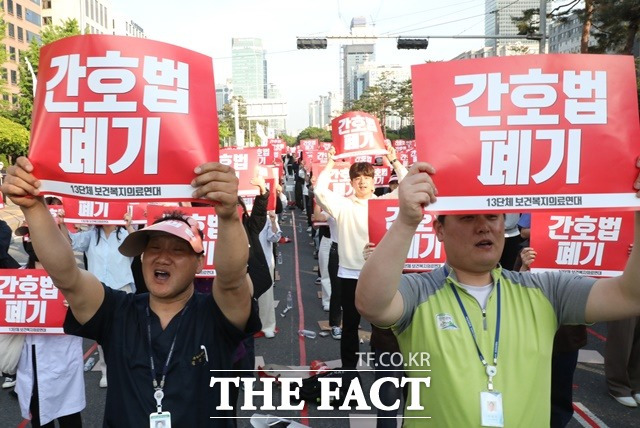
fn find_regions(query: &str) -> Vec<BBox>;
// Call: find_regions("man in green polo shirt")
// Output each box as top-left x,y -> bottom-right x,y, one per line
356,160 -> 640,427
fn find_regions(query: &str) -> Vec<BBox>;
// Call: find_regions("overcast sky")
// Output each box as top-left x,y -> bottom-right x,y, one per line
110,0 -> 490,133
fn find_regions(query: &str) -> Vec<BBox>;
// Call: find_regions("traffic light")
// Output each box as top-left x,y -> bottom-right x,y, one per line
297,38 -> 328,49
397,38 -> 429,50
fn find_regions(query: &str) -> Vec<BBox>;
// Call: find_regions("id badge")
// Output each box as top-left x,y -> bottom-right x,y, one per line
149,411 -> 171,428
480,391 -> 504,427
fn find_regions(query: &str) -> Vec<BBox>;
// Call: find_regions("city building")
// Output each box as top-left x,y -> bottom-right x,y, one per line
215,79 -> 233,113
42,0 -> 145,37
2,0 -> 43,104
308,91 -> 342,130
484,0 -> 539,53
453,42 -> 536,60
341,16 -> 375,109
232,37 -> 266,100
245,98 -> 287,137
548,12 -> 598,53
42,0 -> 111,34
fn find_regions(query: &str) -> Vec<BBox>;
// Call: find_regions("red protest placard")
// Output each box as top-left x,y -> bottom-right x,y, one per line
331,111 -> 387,160
368,199 -> 446,272
0,269 -> 67,334
265,178 -> 277,211
312,149 -> 329,165
146,205 -> 218,277
312,162 -> 354,197
529,211 -> 634,277
269,139 -> 286,159
319,141 -> 333,151
413,54 -> 640,213
220,147 -> 260,197
373,166 -> 392,188
254,146 -> 274,166
28,35 -> 218,202
300,139 -> 318,152
62,197 -> 131,225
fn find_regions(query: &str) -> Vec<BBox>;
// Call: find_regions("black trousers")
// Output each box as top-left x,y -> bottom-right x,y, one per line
339,277 -> 361,368
328,243 -> 342,327
550,350 -> 579,428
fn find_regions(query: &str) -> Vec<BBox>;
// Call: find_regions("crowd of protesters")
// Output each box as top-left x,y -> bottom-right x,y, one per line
1,148 -> 639,428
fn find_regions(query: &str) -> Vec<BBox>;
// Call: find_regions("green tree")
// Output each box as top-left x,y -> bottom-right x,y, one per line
0,12 -> 8,110
218,95 -> 249,146
393,79 -> 414,131
590,0 -> 640,54
280,133 -> 297,146
296,127 -> 331,143
0,116 -> 29,163
349,71 -> 400,135
16,18 -> 81,129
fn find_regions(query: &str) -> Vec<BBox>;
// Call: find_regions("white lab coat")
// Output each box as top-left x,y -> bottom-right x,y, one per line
16,334 -> 86,424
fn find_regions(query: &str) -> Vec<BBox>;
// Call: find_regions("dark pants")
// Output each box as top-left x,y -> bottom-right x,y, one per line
500,235 -> 523,270
374,348 -> 406,427
339,277 -> 361,368
30,345 -> 83,428
550,350 -> 579,428
328,243 -> 341,327
605,317 -> 640,397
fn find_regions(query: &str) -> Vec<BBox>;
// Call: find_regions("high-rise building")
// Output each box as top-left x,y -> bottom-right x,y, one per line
232,37 -> 266,100
2,0 -> 43,105
341,17 -> 375,108
41,0 -> 145,37
309,91 -> 342,130
548,12 -> 597,53
215,79 -> 233,113
484,0 -> 539,52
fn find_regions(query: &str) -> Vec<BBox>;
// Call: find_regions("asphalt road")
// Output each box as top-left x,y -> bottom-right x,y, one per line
1,197 -> 639,427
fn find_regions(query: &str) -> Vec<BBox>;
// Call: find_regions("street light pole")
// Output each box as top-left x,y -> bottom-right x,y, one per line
539,0 -> 547,53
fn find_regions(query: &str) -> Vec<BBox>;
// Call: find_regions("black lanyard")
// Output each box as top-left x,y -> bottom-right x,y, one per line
444,266 -> 502,390
146,299 -> 191,392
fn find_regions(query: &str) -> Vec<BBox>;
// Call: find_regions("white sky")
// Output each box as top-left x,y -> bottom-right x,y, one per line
110,0 -> 490,133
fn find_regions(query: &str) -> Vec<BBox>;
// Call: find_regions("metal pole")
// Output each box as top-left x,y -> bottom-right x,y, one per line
539,0 -> 547,53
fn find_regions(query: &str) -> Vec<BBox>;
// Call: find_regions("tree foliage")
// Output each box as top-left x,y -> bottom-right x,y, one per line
0,116 -> 29,163
348,72 -> 413,136
218,95 -> 250,146
512,0 -> 639,54
296,127 -> 331,143
16,19 -> 81,129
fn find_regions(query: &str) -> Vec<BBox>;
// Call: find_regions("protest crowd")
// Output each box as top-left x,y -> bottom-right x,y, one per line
1,34 -> 640,428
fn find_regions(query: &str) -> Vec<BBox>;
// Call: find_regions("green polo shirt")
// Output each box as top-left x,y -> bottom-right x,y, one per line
392,265 -> 595,427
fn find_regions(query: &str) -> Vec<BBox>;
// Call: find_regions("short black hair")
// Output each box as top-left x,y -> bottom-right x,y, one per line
437,215 -> 446,224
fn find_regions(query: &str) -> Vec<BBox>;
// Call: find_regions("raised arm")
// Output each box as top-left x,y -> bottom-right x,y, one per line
1,157 -> 104,324
356,162 -> 438,326
313,146 -> 343,218
192,162 -> 252,330
584,158 -> 640,322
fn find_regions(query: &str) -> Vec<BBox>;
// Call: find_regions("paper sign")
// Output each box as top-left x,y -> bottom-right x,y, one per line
220,147 -> 260,197
146,205 -> 218,277
28,34 -> 219,202
368,199 -> 446,272
412,54 -> 640,213
529,211 -> 634,277
62,197 -> 131,224
331,111 -> 387,160
312,162 -> 354,197
0,269 -> 67,334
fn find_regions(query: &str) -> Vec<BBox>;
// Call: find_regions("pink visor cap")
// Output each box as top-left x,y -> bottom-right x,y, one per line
119,218 -> 204,257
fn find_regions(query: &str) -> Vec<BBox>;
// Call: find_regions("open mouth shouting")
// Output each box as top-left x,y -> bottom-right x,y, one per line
154,270 -> 170,280
475,239 -> 494,249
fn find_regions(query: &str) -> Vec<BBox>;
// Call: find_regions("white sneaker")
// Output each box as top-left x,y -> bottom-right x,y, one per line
634,393 -> 640,404
2,376 -> 16,389
323,305 -> 330,312
331,326 -> 342,340
263,330 -> 275,339
99,375 -> 108,388
611,394 -> 637,407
